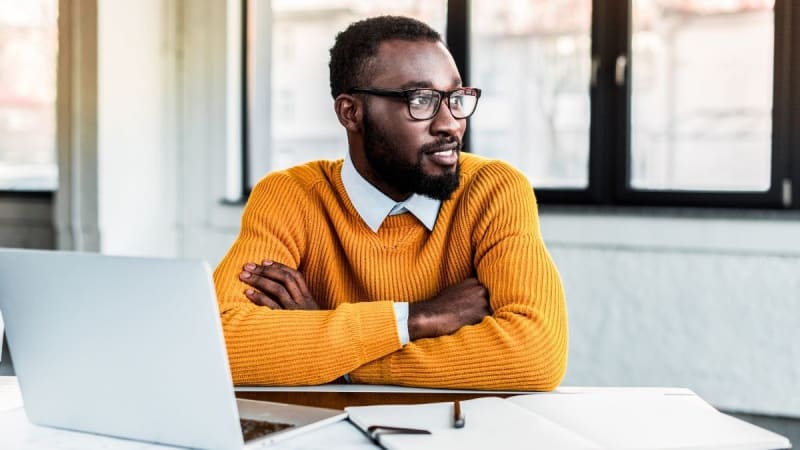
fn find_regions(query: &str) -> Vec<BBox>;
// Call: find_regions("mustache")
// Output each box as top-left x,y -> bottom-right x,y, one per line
420,137 -> 462,154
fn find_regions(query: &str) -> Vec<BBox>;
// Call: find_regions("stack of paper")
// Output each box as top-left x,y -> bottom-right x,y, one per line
348,397 -> 599,449
345,388 -> 791,450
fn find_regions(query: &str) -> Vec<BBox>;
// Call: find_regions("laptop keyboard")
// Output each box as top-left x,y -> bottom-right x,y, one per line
240,418 -> 295,441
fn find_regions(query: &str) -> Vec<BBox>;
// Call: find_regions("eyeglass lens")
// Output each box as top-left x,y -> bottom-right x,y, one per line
407,89 -> 478,120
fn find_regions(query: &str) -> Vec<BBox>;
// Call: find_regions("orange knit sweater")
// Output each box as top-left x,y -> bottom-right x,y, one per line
213,153 -> 568,390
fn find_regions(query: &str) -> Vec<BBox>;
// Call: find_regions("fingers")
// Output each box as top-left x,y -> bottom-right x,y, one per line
239,261 -> 319,310
408,278 -> 492,340
256,260 -> 312,302
240,264 -> 295,308
244,287 -> 281,309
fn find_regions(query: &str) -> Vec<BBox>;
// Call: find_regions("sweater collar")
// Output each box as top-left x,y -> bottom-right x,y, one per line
341,154 -> 441,233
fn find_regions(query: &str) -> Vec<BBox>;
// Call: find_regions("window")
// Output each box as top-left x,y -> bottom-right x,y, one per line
629,0 -> 774,192
242,0 -> 799,209
470,1 -> 593,189
0,0 -> 58,191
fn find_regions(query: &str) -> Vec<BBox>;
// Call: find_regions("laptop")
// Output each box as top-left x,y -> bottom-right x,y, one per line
0,248 -> 347,449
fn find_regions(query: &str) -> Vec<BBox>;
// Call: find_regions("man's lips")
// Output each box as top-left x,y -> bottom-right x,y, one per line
423,142 -> 460,166
423,141 -> 459,155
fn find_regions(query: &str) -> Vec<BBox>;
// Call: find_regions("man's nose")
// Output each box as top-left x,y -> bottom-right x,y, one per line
430,98 -> 463,136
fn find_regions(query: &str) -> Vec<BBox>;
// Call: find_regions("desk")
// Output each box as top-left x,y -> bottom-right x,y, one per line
0,377 -> 790,450
0,378 -> 512,449
234,384 -> 520,409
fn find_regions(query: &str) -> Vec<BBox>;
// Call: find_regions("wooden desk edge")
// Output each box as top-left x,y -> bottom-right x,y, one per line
234,390 -> 514,410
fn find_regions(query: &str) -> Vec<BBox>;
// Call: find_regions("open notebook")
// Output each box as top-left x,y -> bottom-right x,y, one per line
346,387 -> 791,450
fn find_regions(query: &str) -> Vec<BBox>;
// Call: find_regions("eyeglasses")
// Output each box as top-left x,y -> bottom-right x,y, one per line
347,87 -> 482,121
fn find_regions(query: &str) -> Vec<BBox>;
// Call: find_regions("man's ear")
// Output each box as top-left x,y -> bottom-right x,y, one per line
334,94 -> 363,133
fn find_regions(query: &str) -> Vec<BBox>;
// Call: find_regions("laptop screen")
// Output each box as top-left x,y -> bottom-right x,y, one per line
0,249 -> 347,449
0,249 -> 245,449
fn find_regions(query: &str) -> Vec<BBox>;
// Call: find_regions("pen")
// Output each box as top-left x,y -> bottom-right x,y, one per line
452,400 -> 465,428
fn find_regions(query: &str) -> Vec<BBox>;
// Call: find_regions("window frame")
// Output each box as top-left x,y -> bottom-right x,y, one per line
600,0 -> 794,209
242,0 -> 799,210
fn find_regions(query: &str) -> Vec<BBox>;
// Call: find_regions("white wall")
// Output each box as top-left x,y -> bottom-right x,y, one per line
96,0 -> 178,257
177,0 -> 243,263
542,212 -> 800,417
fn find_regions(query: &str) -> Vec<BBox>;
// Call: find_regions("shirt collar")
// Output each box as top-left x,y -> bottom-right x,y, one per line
341,154 -> 441,233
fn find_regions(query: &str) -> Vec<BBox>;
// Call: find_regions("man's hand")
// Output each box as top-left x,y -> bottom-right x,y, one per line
239,260 -> 320,310
408,278 -> 491,340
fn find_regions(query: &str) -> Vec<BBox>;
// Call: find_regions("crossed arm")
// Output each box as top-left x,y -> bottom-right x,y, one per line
239,260 -> 490,341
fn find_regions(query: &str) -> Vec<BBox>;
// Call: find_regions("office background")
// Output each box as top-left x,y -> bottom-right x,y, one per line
0,0 -> 798,440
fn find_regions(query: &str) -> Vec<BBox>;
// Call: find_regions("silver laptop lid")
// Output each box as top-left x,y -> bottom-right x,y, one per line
0,249 -> 245,450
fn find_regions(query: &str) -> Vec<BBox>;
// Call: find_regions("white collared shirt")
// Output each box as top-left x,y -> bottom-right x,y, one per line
340,154 -> 441,233
340,155 -> 443,345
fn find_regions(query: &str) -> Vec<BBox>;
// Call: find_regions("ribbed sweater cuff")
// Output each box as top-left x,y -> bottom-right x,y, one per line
348,357 -> 390,383
351,301 -> 402,364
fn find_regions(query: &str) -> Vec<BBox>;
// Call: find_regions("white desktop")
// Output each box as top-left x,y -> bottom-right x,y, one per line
0,377 -> 792,450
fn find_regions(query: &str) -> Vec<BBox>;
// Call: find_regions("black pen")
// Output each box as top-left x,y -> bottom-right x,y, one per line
452,400 -> 465,428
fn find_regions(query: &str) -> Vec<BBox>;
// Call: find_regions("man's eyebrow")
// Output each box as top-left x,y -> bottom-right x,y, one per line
399,80 -> 433,89
399,78 -> 464,90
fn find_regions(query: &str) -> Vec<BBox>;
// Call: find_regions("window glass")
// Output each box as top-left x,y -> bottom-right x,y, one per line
246,0 -> 447,180
470,0 -> 593,189
630,0 -> 774,191
0,0 -> 58,191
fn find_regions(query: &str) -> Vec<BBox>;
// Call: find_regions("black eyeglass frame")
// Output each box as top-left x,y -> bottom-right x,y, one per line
347,87 -> 482,120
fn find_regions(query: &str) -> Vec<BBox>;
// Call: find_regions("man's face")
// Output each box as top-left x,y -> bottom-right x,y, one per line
355,40 -> 467,201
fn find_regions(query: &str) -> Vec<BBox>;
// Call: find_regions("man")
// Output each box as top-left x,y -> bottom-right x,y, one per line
213,16 -> 567,390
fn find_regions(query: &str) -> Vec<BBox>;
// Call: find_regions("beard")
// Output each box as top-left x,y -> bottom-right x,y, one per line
362,108 -> 461,201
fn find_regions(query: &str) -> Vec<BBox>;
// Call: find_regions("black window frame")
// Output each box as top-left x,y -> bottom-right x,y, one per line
243,0 -> 800,210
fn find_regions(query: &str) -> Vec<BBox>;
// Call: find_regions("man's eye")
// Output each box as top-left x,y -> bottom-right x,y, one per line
408,94 -> 434,107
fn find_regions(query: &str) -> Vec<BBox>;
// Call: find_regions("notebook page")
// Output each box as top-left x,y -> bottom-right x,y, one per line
346,396 -> 601,450
508,390 -> 791,450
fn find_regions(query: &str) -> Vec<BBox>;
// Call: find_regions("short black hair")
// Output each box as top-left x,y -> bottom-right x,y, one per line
329,16 -> 443,98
